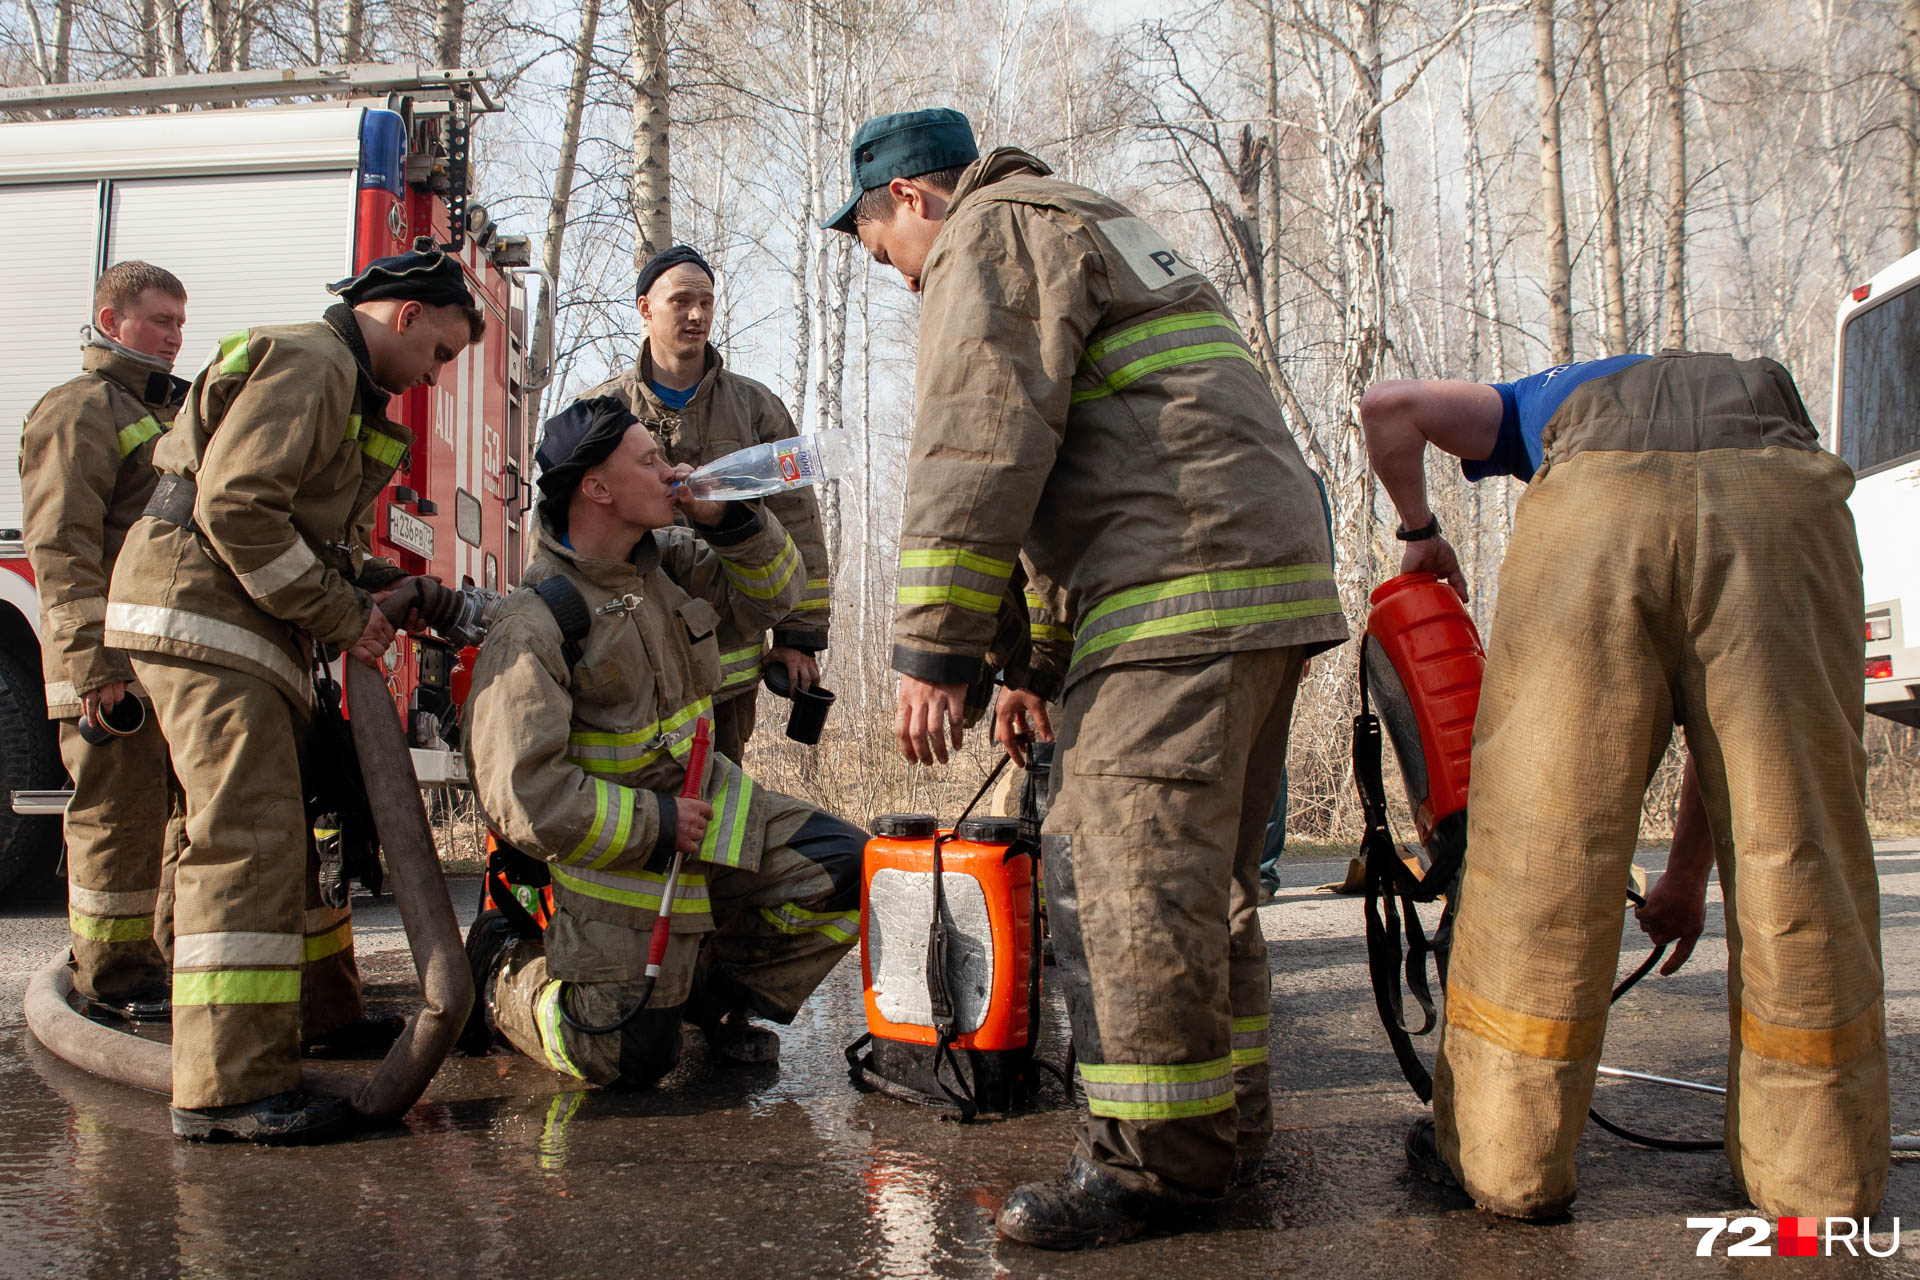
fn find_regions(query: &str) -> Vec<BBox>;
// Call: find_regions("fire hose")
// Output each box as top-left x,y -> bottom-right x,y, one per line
25,576 -> 476,1123
558,716 -> 712,1035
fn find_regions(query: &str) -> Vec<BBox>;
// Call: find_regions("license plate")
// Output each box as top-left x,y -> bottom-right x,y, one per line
387,503 -> 434,560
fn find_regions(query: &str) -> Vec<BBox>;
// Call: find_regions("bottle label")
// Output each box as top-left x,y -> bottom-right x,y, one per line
778,449 -> 802,483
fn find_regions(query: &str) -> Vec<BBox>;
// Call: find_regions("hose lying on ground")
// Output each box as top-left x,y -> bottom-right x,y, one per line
25,577 -> 473,1123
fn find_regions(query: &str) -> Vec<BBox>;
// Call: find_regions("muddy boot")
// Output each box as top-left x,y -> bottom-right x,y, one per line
1234,1139 -> 1269,1187
695,1012 -> 780,1064
302,1013 -> 406,1059
171,1091 -> 355,1145
456,910 -> 519,1057
1405,1116 -> 1462,1189
997,1157 -> 1202,1250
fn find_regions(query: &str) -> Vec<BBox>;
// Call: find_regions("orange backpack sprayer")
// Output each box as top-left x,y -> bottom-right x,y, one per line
846,758 -> 1059,1119
1354,573 -> 1483,1101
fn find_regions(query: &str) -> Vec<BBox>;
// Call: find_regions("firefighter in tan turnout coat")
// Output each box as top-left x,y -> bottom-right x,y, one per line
20,261 -> 190,1021
104,244 -> 484,1144
829,109 -> 1347,1249
580,245 -> 833,762
458,396 -> 865,1087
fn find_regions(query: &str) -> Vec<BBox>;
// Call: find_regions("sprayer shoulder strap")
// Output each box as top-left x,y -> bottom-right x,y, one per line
532,576 -> 592,672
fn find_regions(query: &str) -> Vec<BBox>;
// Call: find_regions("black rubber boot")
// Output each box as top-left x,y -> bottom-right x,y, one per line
1405,1116 -> 1462,1189
1234,1139 -> 1269,1187
996,1157 -> 1207,1250
301,1013 -> 406,1059
85,988 -> 171,1023
171,1091 -> 355,1145
455,910 -> 519,1057
694,1012 -> 780,1064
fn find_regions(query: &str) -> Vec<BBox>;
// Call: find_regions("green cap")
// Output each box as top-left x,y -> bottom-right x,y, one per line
824,108 -> 979,234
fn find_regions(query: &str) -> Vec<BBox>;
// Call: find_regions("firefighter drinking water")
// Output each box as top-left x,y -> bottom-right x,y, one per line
20,261 -> 191,1024
1361,352 -> 1887,1220
828,108 -> 1347,1249
457,396 -> 866,1087
578,245 -> 834,763
104,243 -> 484,1144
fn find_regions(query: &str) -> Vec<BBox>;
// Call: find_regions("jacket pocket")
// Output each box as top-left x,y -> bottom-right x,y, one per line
571,656 -> 627,696
676,598 -> 723,691
1065,656 -> 1228,782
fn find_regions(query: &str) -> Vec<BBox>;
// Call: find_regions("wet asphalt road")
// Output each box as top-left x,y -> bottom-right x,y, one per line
3,844 -> 1919,1278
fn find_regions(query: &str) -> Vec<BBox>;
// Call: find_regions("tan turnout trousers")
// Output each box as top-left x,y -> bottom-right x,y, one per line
1045,646 -> 1303,1202
59,717 -> 183,1004
1434,431 -> 1886,1218
135,652 -> 367,1108
492,816 -> 862,1087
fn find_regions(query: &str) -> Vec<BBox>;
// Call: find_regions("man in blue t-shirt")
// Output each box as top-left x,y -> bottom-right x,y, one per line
1358,352 -> 1884,1223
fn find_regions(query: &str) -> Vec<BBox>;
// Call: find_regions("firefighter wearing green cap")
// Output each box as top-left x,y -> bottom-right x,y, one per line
829,107 -> 1347,1248
578,245 -> 833,763
105,243 -> 485,1143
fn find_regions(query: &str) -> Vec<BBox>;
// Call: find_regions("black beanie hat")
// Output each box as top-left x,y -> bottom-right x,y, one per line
330,237 -> 476,309
636,244 -> 714,298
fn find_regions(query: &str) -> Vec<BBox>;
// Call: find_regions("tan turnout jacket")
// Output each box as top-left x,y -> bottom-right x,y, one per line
20,340 -> 188,717
464,505 -> 811,960
583,342 -> 832,701
105,307 -> 410,706
896,149 -> 1347,696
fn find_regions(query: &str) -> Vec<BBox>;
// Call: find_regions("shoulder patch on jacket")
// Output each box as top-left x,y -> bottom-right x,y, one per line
1094,217 -> 1200,291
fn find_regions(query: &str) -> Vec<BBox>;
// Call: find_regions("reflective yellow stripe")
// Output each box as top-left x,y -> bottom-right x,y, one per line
723,539 -> 801,600
360,429 -> 407,469
1445,978 -> 1604,1062
550,864 -> 711,914
1070,566 -> 1340,669
1233,1012 -> 1271,1063
1737,998 -> 1883,1070
899,548 -> 1015,578
795,598 -> 831,613
303,918 -> 353,963
1078,1055 -> 1235,1120
698,767 -> 755,868
587,785 -> 638,871
1082,309 -> 1240,363
216,331 -> 251,376
720,664 -> 762,689
897,584 -> 1001,614
68,910 -> 153,943
116,414 -> 164,458
173,969 -> 300,1006
536,981 -> 588,1078
758,902 -> 859,945
345,413 -> 362,442
567,697 -> 713,775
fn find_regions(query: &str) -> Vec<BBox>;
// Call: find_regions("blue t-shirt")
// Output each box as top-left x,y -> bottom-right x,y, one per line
650,379 -> 697,411
1464,354 -> 1650,483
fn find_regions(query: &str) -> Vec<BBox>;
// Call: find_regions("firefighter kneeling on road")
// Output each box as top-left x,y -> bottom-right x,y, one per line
457,396 -> 866,1086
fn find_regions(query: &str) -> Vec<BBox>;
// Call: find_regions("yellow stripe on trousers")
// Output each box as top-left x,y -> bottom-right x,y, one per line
1444,978 -> 1605,1062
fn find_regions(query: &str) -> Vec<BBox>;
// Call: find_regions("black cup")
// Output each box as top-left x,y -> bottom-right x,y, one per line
77,694 -> 145,746
761,662 -> 835,745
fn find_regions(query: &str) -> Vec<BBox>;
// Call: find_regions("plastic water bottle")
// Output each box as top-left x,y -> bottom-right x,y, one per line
677,430 -> 850,501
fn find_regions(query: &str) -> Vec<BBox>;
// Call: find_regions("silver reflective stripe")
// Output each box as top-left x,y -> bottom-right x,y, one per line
551,863 -> 713,913
1076,1055 -> 1236,1120
69,884 -> 159,917
173,930 -> 302,969
105,601 -> 312,700
236,541 -> 319,599
1232,1014 -> 1270,1067
1069,566 -> 1340,671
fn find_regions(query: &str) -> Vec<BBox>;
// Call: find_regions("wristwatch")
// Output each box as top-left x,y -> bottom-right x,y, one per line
1396,516 -> 1441,542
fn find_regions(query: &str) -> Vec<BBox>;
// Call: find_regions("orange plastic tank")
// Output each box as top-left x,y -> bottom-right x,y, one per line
1363,573 -> 1485,853
860,814 -> 1035,1053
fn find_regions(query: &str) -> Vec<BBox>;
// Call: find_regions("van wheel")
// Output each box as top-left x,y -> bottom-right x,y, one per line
0,646 -> 63,894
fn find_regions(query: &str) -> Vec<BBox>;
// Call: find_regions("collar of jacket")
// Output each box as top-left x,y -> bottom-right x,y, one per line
944,147 -> 1053,220
635,339 -> 722,407
322,302 -> 392,418
81,334 -> 189,410
536,520 -> 663,590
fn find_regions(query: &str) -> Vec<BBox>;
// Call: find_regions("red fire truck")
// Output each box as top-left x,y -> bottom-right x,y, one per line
0,65 -> 547,892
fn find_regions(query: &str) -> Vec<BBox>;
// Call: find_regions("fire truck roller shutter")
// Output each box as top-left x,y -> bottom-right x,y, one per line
104,171 -> 356,378
0,183 -> 101,533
